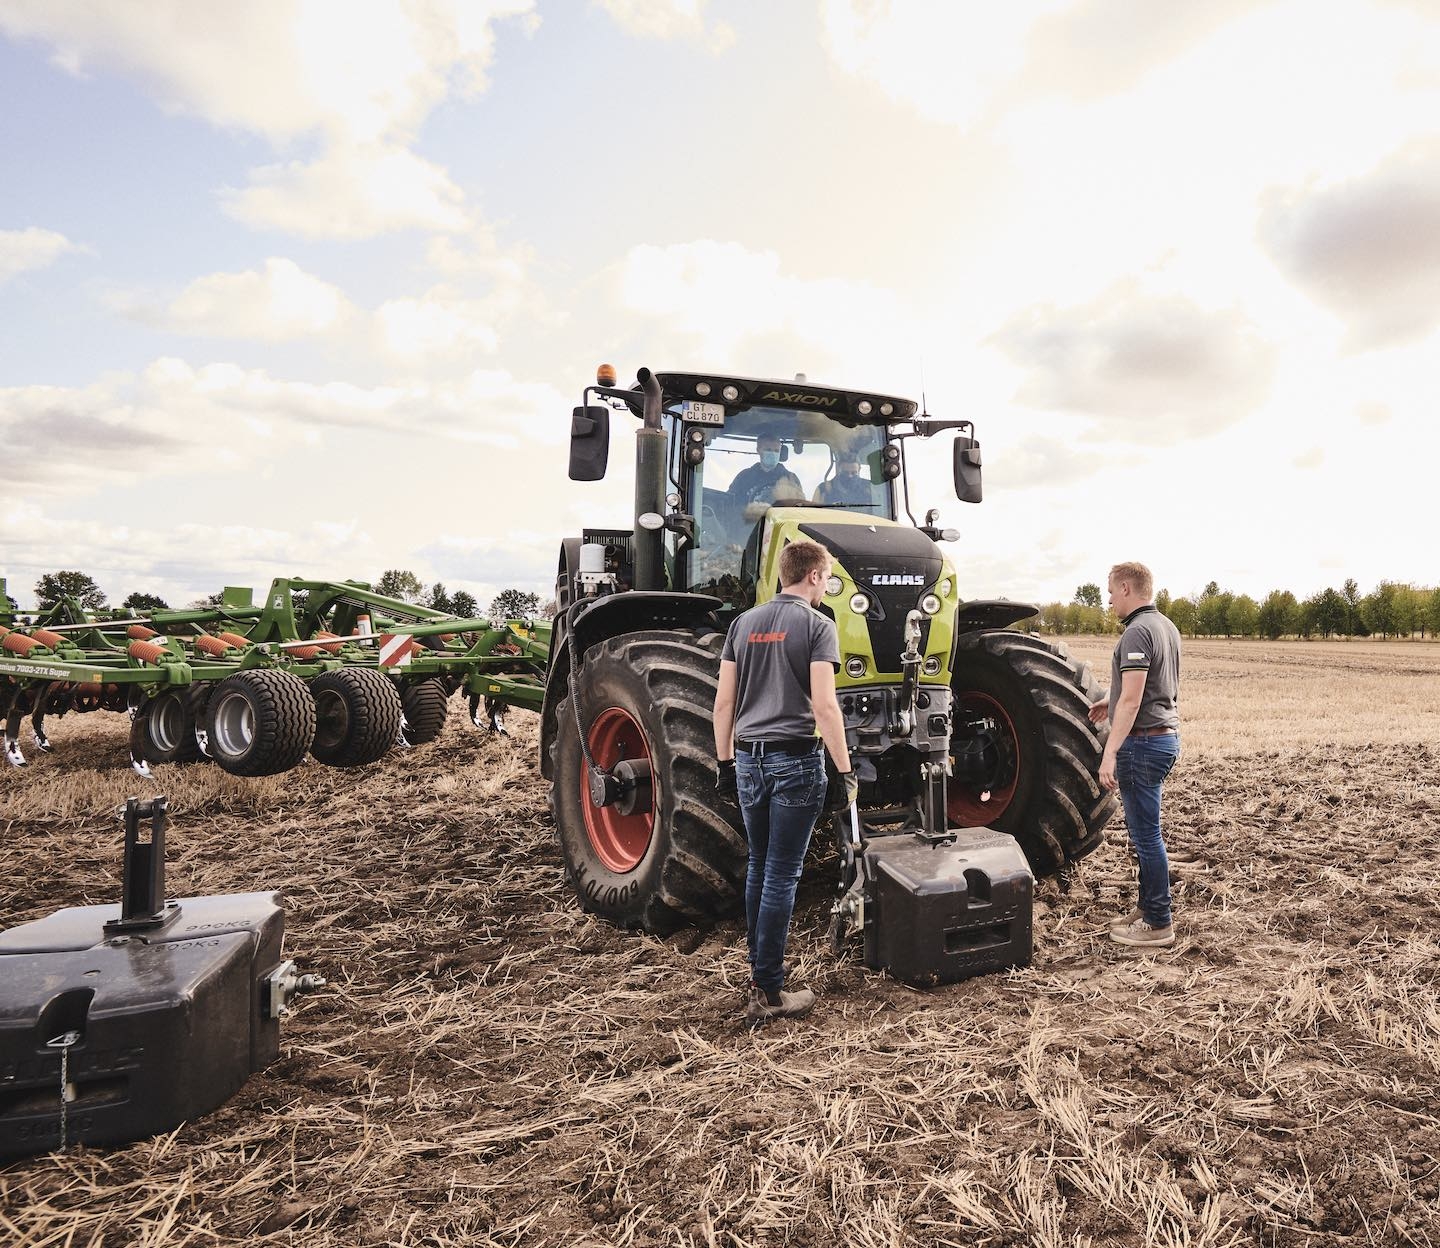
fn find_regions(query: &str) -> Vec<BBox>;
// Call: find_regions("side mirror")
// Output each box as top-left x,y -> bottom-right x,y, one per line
953,436 -> 982,504
569,405 -> 610,481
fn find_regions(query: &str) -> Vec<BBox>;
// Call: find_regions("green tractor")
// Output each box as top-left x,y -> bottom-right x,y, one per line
542,366 -> 1115,954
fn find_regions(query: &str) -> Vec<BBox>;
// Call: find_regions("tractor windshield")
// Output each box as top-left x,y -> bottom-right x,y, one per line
674,404 -> 893,602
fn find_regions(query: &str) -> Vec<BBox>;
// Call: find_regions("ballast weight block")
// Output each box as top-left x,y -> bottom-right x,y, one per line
862,827 -> 1034,986
0,890 -> 288,1160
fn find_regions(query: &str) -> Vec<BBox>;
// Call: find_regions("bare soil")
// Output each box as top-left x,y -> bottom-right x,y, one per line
3,640 -> 1440,1246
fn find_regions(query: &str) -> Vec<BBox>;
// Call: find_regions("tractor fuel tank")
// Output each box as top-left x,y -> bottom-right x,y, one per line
0,891 -> 297,1161
862,827 -> 1033,987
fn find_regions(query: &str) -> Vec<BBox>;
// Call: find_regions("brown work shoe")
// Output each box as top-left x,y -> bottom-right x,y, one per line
1110,917 -> 1175,948
744,983 -> 815,1026
1109,907 -> 1143,931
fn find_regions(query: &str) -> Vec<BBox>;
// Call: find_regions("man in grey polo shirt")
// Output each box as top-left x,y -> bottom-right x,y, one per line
712,539 -> 856,1025
1088,560 -> 1182,948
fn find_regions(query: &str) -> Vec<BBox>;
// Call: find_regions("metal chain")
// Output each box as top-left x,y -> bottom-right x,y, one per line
47,1031 -> 80,1151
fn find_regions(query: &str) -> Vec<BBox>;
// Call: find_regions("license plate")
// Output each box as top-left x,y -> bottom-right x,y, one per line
681,400 -> 725,425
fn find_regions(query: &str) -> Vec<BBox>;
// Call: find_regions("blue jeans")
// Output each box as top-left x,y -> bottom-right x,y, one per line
1116,734 -> 1180,927
736,749 -> 827,994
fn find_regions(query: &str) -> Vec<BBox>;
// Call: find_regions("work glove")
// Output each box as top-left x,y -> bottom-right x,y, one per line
840,770 -> 860,807
715,758 -> 737,799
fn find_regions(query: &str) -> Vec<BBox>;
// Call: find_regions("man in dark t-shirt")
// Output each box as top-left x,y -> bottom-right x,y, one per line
817,451 -> 876,507
1089,560 -> 1182,949
713,539 -> 855,1026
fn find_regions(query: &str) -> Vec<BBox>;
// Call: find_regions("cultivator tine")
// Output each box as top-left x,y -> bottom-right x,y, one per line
4,690 -> 25,766
31,719 -> 51,753
130,750 -> 152,779
469,693 -> 508,735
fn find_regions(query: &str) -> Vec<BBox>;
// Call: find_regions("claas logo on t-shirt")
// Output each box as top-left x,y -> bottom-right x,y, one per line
748,630 -> 788,644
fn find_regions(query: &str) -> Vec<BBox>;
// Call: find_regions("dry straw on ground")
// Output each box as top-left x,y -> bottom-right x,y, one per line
3,639 -> 1439,1246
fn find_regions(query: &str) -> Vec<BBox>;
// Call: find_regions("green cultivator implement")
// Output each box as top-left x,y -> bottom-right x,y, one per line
0,577 -> 548,776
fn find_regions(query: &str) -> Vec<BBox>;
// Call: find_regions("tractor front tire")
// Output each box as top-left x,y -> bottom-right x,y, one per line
550,630 -> 746,933
311,668 -> 402,767
400,678 -> 449,745
949,630 -> 1116,875
204,669 -> 316,777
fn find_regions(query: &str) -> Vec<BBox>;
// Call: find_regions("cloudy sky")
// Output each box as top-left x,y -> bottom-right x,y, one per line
2,0 -> 1437,614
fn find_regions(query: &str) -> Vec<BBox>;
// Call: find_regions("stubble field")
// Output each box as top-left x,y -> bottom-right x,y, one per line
2,638 -> 1440,1247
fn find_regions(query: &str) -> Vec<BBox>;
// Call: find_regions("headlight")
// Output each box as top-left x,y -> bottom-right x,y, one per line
939,578 -> 951,597
845,656 -> 867,678
825,575 -> 843,597
923,656 -> 941,676
695,381 -> 711,396
920,593 -> 941,615
722,384 -> 740,402
849,593 -> 870,614
857,400 -> 872,415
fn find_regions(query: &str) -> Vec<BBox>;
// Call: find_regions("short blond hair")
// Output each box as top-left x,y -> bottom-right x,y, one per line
780,539 -> 831,587
1109,561 -> 1154,600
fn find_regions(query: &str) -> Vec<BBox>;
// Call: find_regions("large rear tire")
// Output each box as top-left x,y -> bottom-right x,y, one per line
550,630 -> 746,933
949,631 -> 1116,875
204,669 -> 316,777
311,668 -> 402,767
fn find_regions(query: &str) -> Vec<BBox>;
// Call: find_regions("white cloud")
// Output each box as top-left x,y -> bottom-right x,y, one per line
821,0 -> 1067,129
0,1 -> 536,238
1259,139 -> 1440,350
594,0 -> 735,51
616,240 -> 906,371
375,290 -> 500,362
223,143 -> 470,239
155,258 -> 353,339
991,283 -> 1277,443
0,227 -> 81,283
0,357 -> 569,498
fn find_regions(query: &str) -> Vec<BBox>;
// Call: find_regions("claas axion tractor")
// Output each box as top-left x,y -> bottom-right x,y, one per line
543,366 -> 1116,986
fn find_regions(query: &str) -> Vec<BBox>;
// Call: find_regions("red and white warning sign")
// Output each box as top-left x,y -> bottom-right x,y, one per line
378,633 -> 414,668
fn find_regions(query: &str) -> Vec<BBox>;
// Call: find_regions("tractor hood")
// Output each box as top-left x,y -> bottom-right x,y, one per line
764,510 -> 953,677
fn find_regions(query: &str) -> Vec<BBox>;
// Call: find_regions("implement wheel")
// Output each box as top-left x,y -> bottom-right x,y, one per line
400,678 -> 449,745
949,630 -> 1116,875
550,630 -> 746,933
311,668 -> 402,767
131,686 -> 208,765
204,669 -> 316,777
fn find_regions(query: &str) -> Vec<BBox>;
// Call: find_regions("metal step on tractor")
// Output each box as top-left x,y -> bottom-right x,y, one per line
543,365 -> 1118,984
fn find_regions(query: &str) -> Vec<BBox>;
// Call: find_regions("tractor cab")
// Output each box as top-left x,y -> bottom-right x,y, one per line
568,366 -> 983,616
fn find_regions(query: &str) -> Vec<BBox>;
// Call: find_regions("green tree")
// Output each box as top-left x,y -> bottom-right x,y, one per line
1155,588 -> 1171,616
122,591 -> 170,613
1256,589 -> 1298,640
450,589 -> 478,620
1168,597 -> 1198,636
427,582 -> 453,614
1427,588 -> 1440,639
35,571 -> 107,611
1312,587 -> 1346,638
1342,577 -> 1361,636
1197,590 -> 1232,637
490,589 -> 541,621
375,569 -> 424,603
1361,582 -> 1399,638
1229,594 -> 1259,638
1074,583 -> 1102,609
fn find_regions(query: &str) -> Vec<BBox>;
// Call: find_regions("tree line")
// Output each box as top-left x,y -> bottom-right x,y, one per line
18,569 -> 543,624
1038,578 -> 1440,639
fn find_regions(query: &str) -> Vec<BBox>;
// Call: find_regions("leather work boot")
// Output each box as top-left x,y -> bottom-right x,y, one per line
745,984 -> 816,1027
1110,907 -> 1143,931
1110,917 -> 1175,949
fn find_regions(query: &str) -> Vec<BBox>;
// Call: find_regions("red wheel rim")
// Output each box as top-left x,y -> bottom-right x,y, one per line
581,707 -> 656,873
947,691 -> 1020,826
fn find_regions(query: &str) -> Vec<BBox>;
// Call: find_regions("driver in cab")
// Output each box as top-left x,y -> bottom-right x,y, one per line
816,450 -> 874,507
729,432 -> 803,520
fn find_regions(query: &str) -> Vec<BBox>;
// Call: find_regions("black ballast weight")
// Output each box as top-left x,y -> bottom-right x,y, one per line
862,827 -> 1033,986
0,797 -> 316,1162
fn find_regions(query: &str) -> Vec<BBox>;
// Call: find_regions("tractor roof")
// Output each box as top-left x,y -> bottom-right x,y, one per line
646,371 -> 920,424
